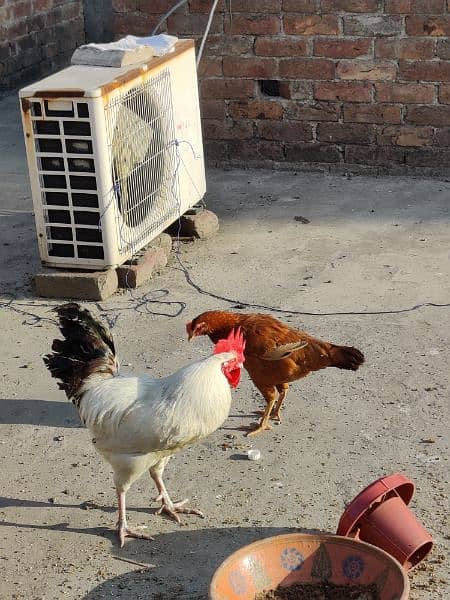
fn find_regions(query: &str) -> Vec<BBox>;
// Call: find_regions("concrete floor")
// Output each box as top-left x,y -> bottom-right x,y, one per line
0,92 -> 449,599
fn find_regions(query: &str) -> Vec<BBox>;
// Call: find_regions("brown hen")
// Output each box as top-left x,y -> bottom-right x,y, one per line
186,311 -> 364,435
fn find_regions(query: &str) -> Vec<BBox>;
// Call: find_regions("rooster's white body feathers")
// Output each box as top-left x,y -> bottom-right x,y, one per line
78,352 -> 236,490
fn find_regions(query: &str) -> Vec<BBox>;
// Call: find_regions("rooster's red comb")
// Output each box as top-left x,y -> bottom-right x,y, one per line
213,327 -> 246,360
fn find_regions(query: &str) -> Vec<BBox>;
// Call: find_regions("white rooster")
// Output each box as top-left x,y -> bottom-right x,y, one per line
44,303 -> 245,547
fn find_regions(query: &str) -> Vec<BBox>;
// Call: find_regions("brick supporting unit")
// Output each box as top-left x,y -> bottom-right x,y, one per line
0,0 -> 85,91
112,1 -> 450,174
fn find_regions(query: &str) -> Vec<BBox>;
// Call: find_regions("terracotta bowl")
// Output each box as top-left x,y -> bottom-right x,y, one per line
209,533 -> 409,600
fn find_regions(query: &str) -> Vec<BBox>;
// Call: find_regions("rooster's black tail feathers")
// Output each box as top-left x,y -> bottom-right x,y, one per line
44,303 -> 118,405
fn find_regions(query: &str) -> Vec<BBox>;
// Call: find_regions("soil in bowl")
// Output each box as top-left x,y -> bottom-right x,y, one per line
255,581 -> 380,600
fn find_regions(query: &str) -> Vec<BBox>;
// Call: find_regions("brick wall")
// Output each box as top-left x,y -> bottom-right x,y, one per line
0,0 -> 85,91
113,0 -> 450,174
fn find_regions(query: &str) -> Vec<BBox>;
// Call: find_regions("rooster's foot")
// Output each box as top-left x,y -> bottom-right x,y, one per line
246,421 -> 273,436
117,523 -> 154,548
156,497 -> 204,524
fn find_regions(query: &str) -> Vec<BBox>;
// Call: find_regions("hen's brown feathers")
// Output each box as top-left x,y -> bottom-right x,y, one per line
189,310 -> 364,387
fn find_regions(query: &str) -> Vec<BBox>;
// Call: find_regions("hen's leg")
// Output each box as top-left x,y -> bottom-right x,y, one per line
247,385 -> 277,436
116,488 -> 154,548
149,459 -> 204,524
272,383 -> 289,422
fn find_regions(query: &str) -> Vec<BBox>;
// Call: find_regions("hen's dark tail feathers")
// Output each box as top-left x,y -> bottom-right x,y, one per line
43,303 -> 118,405
329,345 -> 365,371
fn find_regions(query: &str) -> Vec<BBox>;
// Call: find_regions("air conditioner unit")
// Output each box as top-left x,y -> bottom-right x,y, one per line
19,39 -> 205,270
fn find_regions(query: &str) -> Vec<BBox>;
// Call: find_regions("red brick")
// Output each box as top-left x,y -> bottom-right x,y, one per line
406,105 -> 450,126
113,0 -> 137,12
405,147 -> 450,166
314,38 -> 371,58
281,81 -> 314,100
377,126 -> 434,147
9,0 -> 32,19
32,0 -> 52,13
114,13 -> 160,35
203,119 -> 253,140
284,15 -> 339,35
285,102 -> 341,121
343,103 -> 402,124
4,20 -> 27,38
189,0 -> 226,11
376,82 -> 435,103
285,142 -> 342,163
198,57 -> 223,78
282,0 -> 318,11
200,78 -> 255,99
436,39 -> 450,59
117,245 -> 169,288
137,0 -> 177,13
337,60 -> 397,81
439,84 -> 450,103
257,120 -> 313,142
399,60 -> 450,81
201,99 -> 227,119
229,100 -> 283,120
223,57 -> 278,78
231,0 -> 281,11
227,15 -> 280,35
61,3 -> 82,21
343,16 -> 403,36
375,38 -> 435,59
406,16 -> 450,36
25,13 -> 45,34
280,58 -> 334,80
168,13 -> 223,35
434,128 -> 450,145
314,81 -> 372,102
321,0 -> 378,11
385,0 -> 445,13
257,141 -> 285,161
345,145 -> 405,165
317,123 -> 376,144
206,35 -> 254,56
255,36 -> 308,57
227,139 -> 285,162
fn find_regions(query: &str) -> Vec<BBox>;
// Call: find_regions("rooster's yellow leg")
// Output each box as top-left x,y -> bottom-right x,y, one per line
150,461 -> 204,523
116,489 -> 154,548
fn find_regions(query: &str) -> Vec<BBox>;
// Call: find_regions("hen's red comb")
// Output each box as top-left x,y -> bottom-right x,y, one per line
213,327 -> 246,361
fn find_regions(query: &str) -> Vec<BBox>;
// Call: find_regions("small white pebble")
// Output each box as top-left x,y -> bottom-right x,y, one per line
247,449 -> 261,461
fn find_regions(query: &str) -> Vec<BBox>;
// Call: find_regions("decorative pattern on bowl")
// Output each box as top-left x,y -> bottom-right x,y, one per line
280,547 -> 304,572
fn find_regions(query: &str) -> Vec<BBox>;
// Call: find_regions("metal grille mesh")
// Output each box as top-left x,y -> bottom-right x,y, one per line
104,68 -> 179,254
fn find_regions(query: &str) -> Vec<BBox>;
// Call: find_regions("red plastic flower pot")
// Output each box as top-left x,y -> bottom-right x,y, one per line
337,473 -> 433,571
